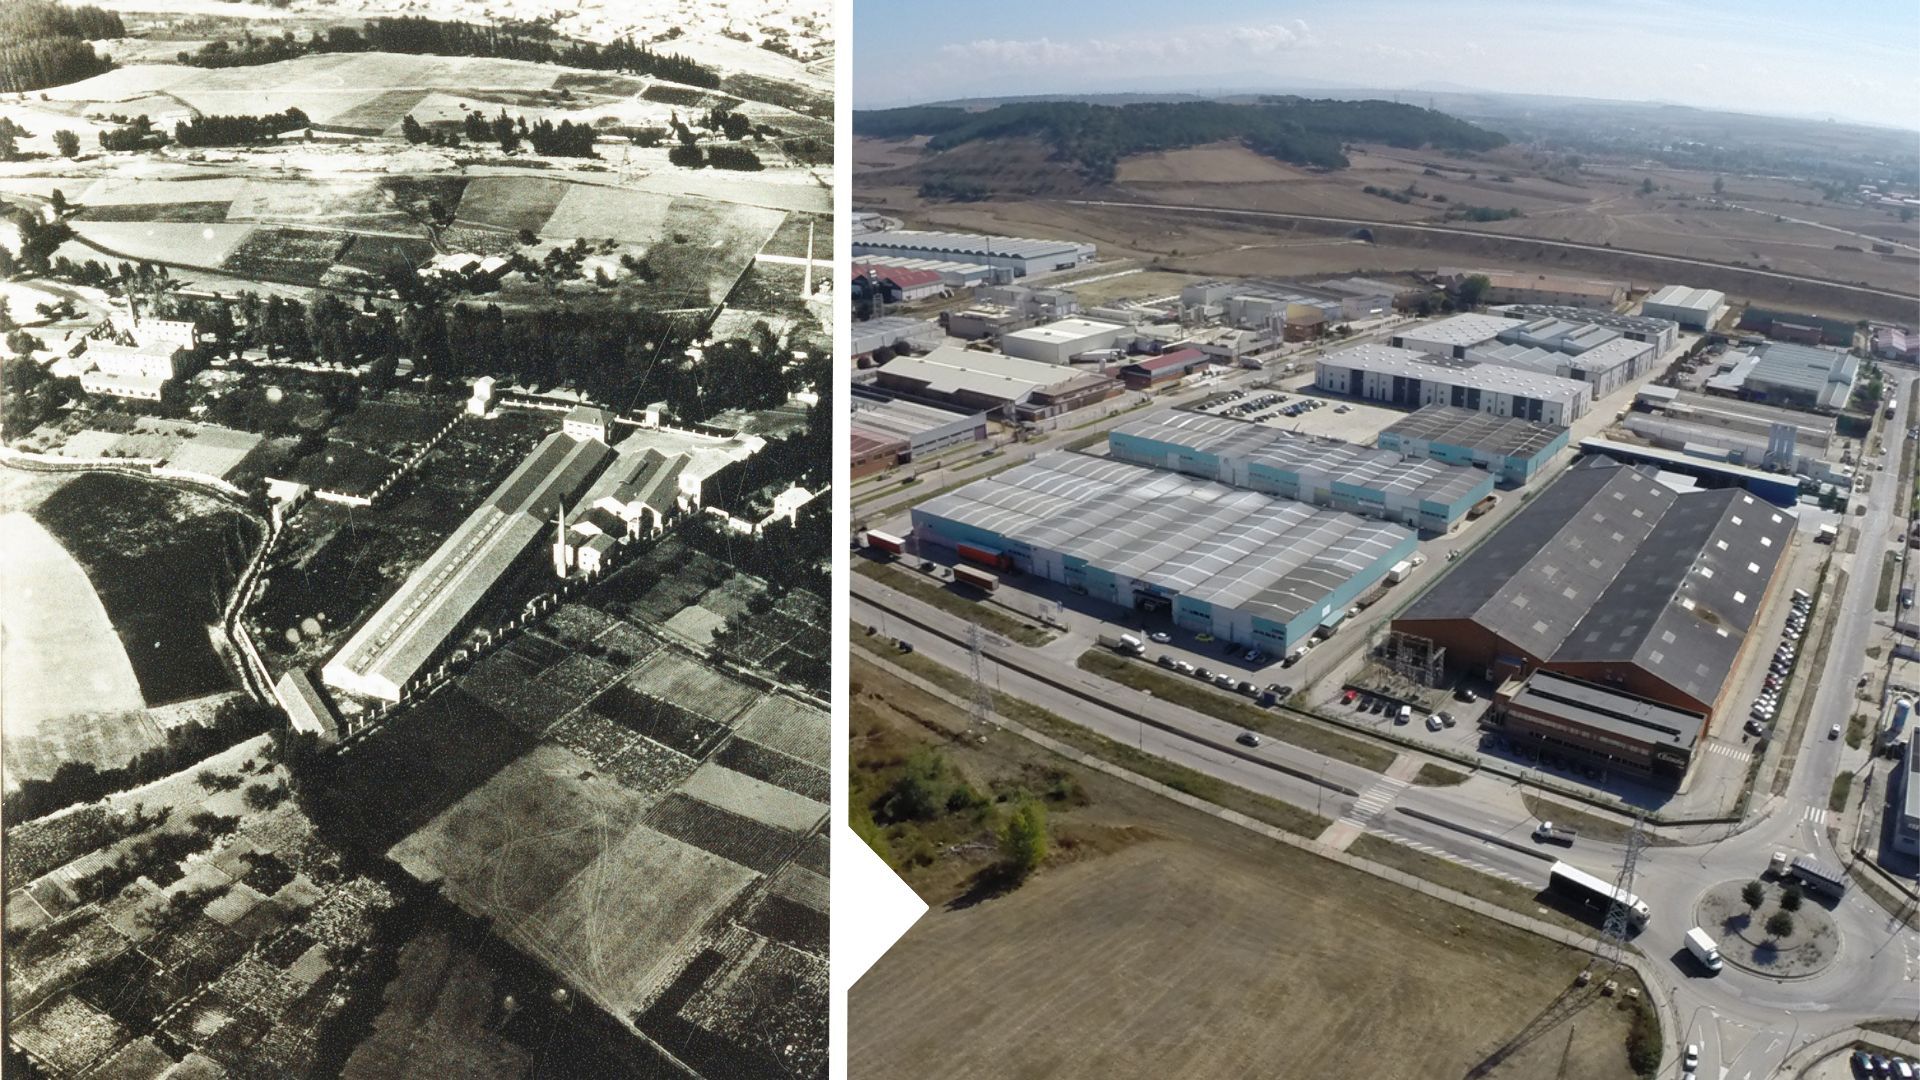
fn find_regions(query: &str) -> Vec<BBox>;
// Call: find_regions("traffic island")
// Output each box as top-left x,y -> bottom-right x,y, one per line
1694,879 -> 1840,979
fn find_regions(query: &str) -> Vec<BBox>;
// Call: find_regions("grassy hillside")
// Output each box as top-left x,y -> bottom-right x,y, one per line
853,97 -> 1508,184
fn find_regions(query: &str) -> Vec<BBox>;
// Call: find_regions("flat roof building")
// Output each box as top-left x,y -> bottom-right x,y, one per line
1109,409 -> 1495,535
912,452 -> 1417,654
1576,437 -> 1805,506
1117,348 -> 1211,390
1395,456 -> 1792,726
1443,268 -> 1627,309
1000,317 -> 1129,365
1703,342 -> 1859,411
852,316 -> 942,361
849,396 -> 987,477
1391,314 -> 1526,359
1895,733 -> 1920,857
874,345 -> 1120,419
1316,342 -> 1592,426
1641,285 -> 1728,330
1494,304 -> 1680,356
1377,404 -> 1570,485
854,229 -> 1094,278
1495,671 -> 1706,780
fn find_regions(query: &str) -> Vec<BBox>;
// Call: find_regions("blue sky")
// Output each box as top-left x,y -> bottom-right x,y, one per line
853,0 -> 1920,130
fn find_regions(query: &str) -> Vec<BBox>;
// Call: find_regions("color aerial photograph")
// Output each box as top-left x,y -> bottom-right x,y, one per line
0,0 -> 832,1075
848,2 -> 1920,1078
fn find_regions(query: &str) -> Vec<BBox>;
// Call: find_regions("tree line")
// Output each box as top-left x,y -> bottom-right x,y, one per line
173,107 -> 310,146
853,98 -> 1510,182
178,15 -> 717,87
404,108 -> 598,157
0,0 -> 121,93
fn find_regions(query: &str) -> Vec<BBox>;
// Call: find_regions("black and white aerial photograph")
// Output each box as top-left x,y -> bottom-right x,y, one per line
0,0 -> 832,1074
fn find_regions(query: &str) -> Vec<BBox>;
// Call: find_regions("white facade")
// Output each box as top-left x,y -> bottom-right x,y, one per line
1316,344 -> 1590,426
1391,314 -> 1526,359
1000,318 -> 1127,364
853,229 -> 1094,278
1642,285 -> 1728,331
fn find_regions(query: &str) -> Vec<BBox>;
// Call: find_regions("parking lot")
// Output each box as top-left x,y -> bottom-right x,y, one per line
1187,383 -> 1407,445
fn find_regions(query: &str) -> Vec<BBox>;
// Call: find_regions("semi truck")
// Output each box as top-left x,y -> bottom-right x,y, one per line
1788,855 -> 1847,899
862,529 -> 905,557
1098,632 -> 1145,656
952,564 -> 998,593
1547,861 -> 1649,930
1684,927 -> 1724,973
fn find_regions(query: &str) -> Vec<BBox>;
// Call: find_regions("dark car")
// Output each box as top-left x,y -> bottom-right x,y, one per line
1455,686 -> 1478,703
1236,731 -> 1261,747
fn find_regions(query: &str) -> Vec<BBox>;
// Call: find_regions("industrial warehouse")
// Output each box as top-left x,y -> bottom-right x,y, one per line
1315,342 -> 1593,425
1107,409 -> 1495,534
1640,285 -> 1729,330
849,394 -> 987,478
911,452 -> 1417,654
869,344 -> 1120,418
1376,404 -> 1571,485
1703,341 -> 1861,412
1393,455 -> 1793,776
852,229 -> 1096,278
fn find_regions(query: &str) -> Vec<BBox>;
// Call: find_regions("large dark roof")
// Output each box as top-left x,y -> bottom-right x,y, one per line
1509,671 -> 1704,752
1401,456 -> 1792,703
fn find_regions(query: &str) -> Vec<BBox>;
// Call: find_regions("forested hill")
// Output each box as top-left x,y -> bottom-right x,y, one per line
0,0 -> 122,93
853,98 -> 1509,180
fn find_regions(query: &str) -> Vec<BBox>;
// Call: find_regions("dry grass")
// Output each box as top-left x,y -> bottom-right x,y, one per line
851,656 -> 1641,1080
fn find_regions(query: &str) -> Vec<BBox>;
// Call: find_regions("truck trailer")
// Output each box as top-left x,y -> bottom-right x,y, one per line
1684,927 -> 1723,973
1788,856 -> 1847,899
1097,632 -> 1145,656
952,564 -> 998,593
863,529 -> 905,557
1547,861 -> 1649,930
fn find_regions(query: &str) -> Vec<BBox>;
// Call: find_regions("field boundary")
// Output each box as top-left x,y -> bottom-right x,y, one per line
855,645 -> 1678,1079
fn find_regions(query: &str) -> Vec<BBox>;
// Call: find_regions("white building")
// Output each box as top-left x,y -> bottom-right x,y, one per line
1641,285 -> 1728,331
1391,314 -> 1526,359
1000,317 -> 1128,364
1316,343 -> 1591,426
853,229 -> 1094,278
562,405 -> 614,443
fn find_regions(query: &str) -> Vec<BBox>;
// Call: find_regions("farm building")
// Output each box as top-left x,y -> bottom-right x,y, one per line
1641,285 -> 1727,330
1394,455 -> 1792,728
80,309 -> 199,400
911,451 -> 1418,654
853,229 -> 1095,278
323,427 -> 612,703
849,394 -> 987,477
1442,268 -> 1627,309
1000,317 -> 1129,365
1316,343 -> 1592,425
1117,348 -> 1212,390
852,316 -> 942,363
1703,342 -> 1860,411
1492,671 -> 1706,781
1108,409 -> 1495,534
1376,405 -> 1570,485
1391,313 -> 1526,359
873,345 -> 1119,419
1495,304 -> 1680,356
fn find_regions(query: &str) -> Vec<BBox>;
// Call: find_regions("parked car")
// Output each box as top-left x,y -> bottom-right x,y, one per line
1396,704 -> 1413,724
1341,688 -> 1358,705
1745,719 -> 1768,737
1157,654 -> 1175,668
1149,630 -> 1172,643
1425,714 -> 1444,732
1244,648 -> 1265,663
1455,686 -> 1478,703
1436,711 -> 1455,727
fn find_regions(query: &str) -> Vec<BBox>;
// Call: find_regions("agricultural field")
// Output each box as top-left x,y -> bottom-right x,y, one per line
2,736 -> 409,1079
327,543 -> 829,1078
849,660 -> 1643,1080
27,473 -> 257,707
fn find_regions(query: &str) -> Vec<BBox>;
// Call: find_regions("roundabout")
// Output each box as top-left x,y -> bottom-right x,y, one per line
1693,878 -> 1839,979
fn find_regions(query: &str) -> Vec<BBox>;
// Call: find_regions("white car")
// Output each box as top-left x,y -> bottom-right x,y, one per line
1149,631 -> 1172,643
1426,714 -> 1444,732
1829,724 -> 1841,740
1684,1044 -> 1699,1072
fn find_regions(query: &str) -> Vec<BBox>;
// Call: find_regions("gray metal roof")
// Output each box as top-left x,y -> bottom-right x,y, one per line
1400,456 -> 1791,706
1494,304 -> 1680,339
850,397 -> 982,441
1644,285 -> 1726,313
1508,670 -> 1704,752
1397,313 -> 1525,350
1380,404 -> 1565,460
1113,409 -> 1490,506
855,229 -> 1090,261
1322,343 -> 1592,407
877,345 -> 1076,401
1746,342 -> 1859,406
917,452 -> 1410,626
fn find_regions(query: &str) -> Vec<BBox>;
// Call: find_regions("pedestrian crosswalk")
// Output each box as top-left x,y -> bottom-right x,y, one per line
1802,805 -> 1827,825
1704,742 -> 1752,763
1339,777 -> 1408,829
1367,827 -> 1539,890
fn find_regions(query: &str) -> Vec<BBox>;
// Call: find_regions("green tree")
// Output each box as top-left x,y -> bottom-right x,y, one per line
1712,176 -> 1724,195
1456,273 -> 1491,309
1741,880 -> 1765,910
1764,911 -> 1794,939
999,797 -> 1048,881
52,128 -> 78,156
1640,177 -> 1655,196
1779,884 -> 1802,912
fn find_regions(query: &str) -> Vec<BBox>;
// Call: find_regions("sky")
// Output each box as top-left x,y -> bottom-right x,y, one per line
852,0 -> 1920,131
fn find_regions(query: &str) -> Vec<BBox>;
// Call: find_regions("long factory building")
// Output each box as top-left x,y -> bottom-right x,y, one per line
853,229 -> 1095,278
1316,342 -> 1593,425
323,427 -> 610,702
1107,409 -> 1495,535
1376,404 -> 1571,486
912,452 -> 1417,654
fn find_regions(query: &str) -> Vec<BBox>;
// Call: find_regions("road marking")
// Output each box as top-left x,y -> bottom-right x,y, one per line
1338,776 -> 1408,828
1366,826 -> 1538,890
1802,805 -> 1827,825
1705,743 -> 1752,762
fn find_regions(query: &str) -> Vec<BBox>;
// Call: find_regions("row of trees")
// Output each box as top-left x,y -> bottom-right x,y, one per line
176,16 -> 718,87
403,109 -> 599,157
0,0 -> 122,93
173,107 -> 310,147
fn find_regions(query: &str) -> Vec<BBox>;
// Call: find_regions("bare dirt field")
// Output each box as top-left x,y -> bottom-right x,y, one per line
848,659 -> 1641,1080
0,511 -> 146,742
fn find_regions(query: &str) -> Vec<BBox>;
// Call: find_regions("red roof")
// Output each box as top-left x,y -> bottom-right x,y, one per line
1130,348 -> 1208,373
853,264 -> 942,289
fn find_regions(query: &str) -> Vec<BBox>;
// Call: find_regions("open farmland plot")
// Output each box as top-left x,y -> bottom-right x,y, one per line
638,199 -> 787,309
714,737 -> 828,804
30,474 -> 255,706
70,221 -> 257,269
285,438 -> 397,497
537,183 -> 675,244
662,934 -> 827,1078
336,927 -> 533,1080
678,760 -> 825,833
337,233 -> 434,275
328,398 -> 458,454
732,695 -> 827,769
75,201 -> 233,223
325,88 -> 435,135
591,682 -> 731,760
222,227 -> 348,287
643,793 -> 800,876
625,650 -> 762,725
456,175 -> 573,234
77,176 -> 247,208
9,991 -> 129,1076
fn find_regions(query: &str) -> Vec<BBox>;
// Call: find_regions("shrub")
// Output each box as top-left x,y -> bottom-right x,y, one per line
1741,880 -> 1765,910
1780,884 -> 1802,912
998,797 -> 1048,881
1623,997 -> 1660,1078
1765,911 -> 1795,939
